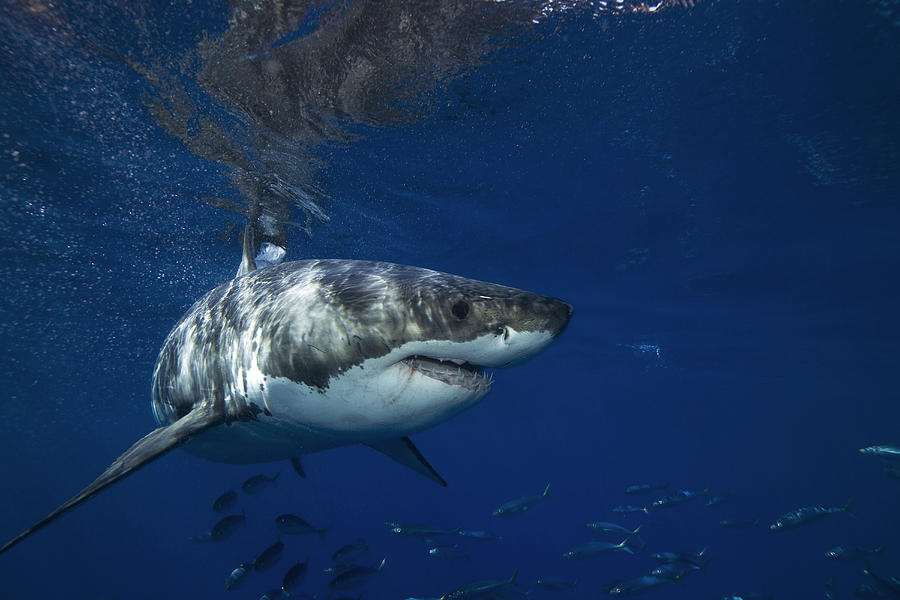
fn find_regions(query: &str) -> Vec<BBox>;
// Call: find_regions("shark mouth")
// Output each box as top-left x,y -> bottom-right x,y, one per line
400,356 -> 492,392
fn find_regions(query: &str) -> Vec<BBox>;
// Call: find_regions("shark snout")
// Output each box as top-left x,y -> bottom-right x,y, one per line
550,299 -> 574,337
525,295 -> 573,338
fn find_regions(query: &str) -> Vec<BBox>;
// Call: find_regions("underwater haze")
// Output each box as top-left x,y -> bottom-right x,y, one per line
2,1 -> 899,599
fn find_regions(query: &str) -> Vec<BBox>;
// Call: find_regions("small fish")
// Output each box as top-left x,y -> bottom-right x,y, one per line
328,557 -> 386,589
280,558 -> 309,593
563,529 -> 641,559
624,482 -> 668,495
213,490 -> 238,512
323,564 -> 357,577
854,583 -> 883,598
275,514 -> 328,542
253,540 -> 285,572
612,505 -> 649,515
607,575 -> 669,596
440,571 -> 517,600
533,577 -> 578,591
225,563 -> 252,592
770,499 -> 853,531
826,545 -> 883,561
290,456 -> 307,478
389,523 -> 459,538
586,522 -> 640,538
456,530 -> 503,542
651,489 -> 697,508
859,445 -> 900,460
652,548 -> 708,568
332,540 -> 369,564
826,575 -> 835,600
863,562 -> 900,598
427,544 -> 469,560
650,562 -> 688,581
210,512 -> 246,542
650,555 -> 709,581
242,472 -> 280,494
705,493 -> 730,507
719,518 -> 760,530
492,483 -> 551,517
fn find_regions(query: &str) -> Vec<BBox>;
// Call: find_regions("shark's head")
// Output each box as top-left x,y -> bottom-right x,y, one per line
152,259 -> 572,456
327,261 -> 572,423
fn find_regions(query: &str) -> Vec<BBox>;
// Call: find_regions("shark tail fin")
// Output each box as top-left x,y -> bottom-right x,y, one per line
0,404 -> 223,555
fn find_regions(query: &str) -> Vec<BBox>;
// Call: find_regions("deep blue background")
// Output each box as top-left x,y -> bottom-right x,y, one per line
1,1 -> 899,599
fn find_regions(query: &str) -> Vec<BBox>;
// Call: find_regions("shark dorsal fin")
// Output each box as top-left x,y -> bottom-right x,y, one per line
236,223 -> 257,278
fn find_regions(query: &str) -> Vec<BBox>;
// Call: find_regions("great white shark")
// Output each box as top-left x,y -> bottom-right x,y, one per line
0,229 -> 572,554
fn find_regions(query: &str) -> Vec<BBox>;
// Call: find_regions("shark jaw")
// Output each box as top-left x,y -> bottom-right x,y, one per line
400,356 -> 491,392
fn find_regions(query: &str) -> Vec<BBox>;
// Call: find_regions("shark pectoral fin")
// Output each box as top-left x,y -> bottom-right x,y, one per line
290,456 -> 307,478
0,405 -> 223,555
365,437 -> 447,487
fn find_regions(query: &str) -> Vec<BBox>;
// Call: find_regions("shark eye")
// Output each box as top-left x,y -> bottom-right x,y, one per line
451,300 -> 470,320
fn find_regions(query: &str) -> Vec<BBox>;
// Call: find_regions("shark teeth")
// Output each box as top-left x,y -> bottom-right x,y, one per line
401,356 -> 491,391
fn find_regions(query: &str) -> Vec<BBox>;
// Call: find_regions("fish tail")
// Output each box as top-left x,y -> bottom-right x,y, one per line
317,527 -> 330,544
271,472 -> 281,484
843,498 -> 855,516
377,557 -> 387,571
508,570 -> 518,584
542,483 -> 551,498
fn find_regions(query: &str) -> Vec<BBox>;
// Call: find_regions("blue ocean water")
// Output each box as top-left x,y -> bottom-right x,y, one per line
1,1 -> 899,599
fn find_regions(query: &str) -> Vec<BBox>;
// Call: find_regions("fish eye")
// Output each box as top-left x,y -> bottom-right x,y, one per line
451,300 -> 470,320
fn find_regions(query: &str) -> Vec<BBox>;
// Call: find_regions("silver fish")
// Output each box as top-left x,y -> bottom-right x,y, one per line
242,472 -> 280,494
770,499 -> 853,531
225,563 -> 252,591
440,571 -> 518,600
492,483 -> 551,517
